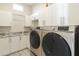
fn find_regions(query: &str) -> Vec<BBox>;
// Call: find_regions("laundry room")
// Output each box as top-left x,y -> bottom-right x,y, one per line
0,2 -> 79,56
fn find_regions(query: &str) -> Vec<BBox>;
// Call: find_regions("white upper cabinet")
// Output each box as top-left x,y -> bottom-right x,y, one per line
68,4 -> 79,25
10,14 -> 25,32
47,4 -> 68,26
0,11 -> 32,27
48,3 -> 79,26
47,4 -> 58,26
56,4 -> 68,26
0,11 -> 12,26
49,3 -> 79,26
25,15 -> 32,27
34,4 -> 68,26
38,4 -> 59,26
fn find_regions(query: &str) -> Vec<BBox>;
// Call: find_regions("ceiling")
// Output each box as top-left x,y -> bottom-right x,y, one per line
21,3 -> 39,6
23,3 -> 53,6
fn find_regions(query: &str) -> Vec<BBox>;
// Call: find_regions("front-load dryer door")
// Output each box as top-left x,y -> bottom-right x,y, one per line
30,30 -> 40,49
75,26 -> 79,56
42,32 -> 71,56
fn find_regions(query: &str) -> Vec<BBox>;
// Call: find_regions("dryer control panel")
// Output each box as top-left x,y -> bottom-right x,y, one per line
58,26 -> 69,31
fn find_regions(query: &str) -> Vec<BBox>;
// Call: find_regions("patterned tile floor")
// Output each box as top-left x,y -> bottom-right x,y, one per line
9,49 -> 31,56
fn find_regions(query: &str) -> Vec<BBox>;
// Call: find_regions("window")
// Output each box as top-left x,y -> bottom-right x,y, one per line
13,4 -> 23,12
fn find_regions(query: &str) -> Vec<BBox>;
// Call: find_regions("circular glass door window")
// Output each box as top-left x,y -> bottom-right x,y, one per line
42,32 -> 71,56
30,30 -> 40,49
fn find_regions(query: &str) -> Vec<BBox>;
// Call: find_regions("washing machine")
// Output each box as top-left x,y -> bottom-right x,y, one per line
41,26 -> 75,56
75,25 -> 79,56
30,27 -> 43,56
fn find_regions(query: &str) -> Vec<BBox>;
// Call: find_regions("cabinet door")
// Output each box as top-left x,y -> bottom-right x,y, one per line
0,11 -> 12,26
47,4 -> 68,26
41,4 -> 59,26
11,14 -> 25,32
25,33 -> 30,49
68,4 -> 79,25
20,35 -> 27,49
57,4 -> 68,26
0,37 -> 10,55
20,33 -> 30,49
10,36 -> 20,53
25,15 -> 32,26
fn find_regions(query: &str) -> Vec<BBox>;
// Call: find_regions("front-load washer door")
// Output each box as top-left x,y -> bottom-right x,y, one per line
30,30 -> 40,49
42,32 -> 71,56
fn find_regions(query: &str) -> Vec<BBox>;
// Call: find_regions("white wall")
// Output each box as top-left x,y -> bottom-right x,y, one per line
32,3 -> 46,14
32,3 -> 53,14
0,4 -> 12,12
0,3 -> 32,15
24,4 -> 32,15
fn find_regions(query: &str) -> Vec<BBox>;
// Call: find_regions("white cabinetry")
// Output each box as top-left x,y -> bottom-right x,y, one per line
0,33 -> 30,56
11,14 -> 25,32
32,4 -> 58,26
25,33 -> 30,49
20,35 -> 27,49
57,4 -> 68,26
45,4 -> 68,26
34,4 -> 68,26
68,4 -> 79,25
10,36 -> 20,53
35,4 -> 58,26
46,5 -> 58,26
20,33 -> 30,49
0,37 -> 10,55
0,11 -> 12,26
25,15 -> 32,27
47,3 -> 79,26
10,33 -> 30,53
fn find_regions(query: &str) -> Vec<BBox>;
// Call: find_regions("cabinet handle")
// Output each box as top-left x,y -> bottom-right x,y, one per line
60,16 -> 64,25
9,37 -> 11,43
20,36 -> 21,40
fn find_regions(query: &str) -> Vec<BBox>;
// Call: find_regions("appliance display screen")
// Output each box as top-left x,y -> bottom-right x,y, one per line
58,26 -> 69,31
